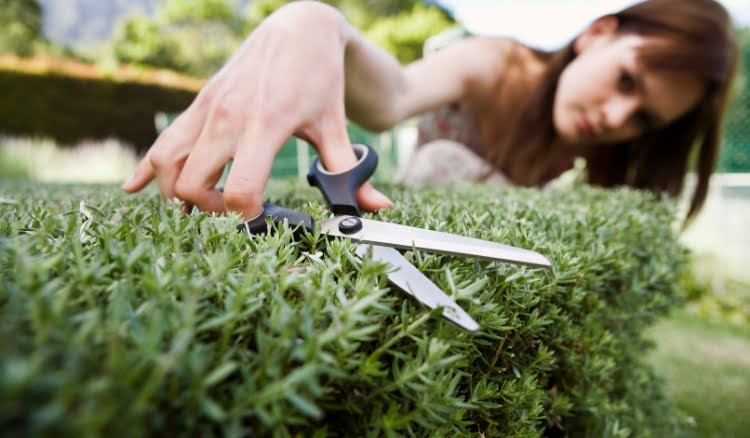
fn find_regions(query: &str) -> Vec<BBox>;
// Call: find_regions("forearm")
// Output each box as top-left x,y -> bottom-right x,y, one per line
341,16 -> 491,132
341,25 -> 409,131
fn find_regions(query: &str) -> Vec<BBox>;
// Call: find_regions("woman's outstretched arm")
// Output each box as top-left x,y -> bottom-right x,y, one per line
122,1 -> 503,219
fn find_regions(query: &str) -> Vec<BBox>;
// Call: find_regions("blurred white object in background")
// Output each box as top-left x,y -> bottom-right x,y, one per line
0,136 -> 139,183
681,173 -> 750,281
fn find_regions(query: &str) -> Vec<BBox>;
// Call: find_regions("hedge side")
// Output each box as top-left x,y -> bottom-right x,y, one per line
0,56 -> 199,153
0,181 -> 689,437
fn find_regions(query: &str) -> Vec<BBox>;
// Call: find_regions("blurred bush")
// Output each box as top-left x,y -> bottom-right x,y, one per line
680,253 -> 750,325
0,54 -> 200,153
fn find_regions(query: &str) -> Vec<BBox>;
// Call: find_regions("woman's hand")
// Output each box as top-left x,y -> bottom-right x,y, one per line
122,1 -> 392,219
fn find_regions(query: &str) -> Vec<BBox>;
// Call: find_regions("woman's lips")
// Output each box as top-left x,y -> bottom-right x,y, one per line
579,115 -> 596,138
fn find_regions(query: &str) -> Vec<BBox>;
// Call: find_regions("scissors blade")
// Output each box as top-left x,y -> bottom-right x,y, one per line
355,244 -> 480,331
321,216 -> 552,268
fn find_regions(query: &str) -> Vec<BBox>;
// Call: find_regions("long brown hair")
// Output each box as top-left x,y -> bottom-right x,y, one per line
479,0 -> 738,222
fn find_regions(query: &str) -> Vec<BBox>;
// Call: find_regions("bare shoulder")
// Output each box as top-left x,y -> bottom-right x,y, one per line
450,35 -> 516,58
396,35 -> 530,121
430,36 -> 523,93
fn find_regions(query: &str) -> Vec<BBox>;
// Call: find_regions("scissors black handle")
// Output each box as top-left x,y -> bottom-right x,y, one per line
307,143 -> 378,217
236,143 -> 377,234
236,202 -> 314,234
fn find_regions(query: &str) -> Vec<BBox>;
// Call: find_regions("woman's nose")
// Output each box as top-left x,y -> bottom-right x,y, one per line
603,96 -> 640,130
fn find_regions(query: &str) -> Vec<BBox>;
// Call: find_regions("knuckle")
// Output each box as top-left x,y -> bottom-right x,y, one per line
222,185 -> 263,211
206,94 -> 240,136
211,96 -> 235,121
156,129 -> 189,150
150,123 -> 194,160
173,177 -> 201,202
149,148 -> 172,169
193,83 -> 217,109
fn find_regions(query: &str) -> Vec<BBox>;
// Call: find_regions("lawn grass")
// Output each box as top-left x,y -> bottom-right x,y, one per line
648,311 -> 750,438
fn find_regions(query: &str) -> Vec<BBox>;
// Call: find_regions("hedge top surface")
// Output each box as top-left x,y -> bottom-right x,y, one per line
0,180 -> 689,438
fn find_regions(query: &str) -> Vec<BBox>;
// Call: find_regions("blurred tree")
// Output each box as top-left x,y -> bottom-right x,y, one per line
112,0 -> 246,77
161,0 -> 237,22
161,0 -> 246,35
111,0 -> 454,76
244,0 -> 288,31
365,2 -> 455,62
113,15 -> 186,71
0,0 -> 45,56
244,0 -> 455,63
244,0 -> 429,30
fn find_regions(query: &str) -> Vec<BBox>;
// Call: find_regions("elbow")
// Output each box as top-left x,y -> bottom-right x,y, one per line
271,1 -> 346,30
345,80 -> 410,132
347,105 -> 403,133
361,113 -> 401,133
280,0 -> 339,14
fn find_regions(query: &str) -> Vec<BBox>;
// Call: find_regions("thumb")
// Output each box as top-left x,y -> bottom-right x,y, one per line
356,182 -> 393,213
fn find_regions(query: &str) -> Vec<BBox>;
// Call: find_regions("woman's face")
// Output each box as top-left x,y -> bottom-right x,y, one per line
553,18 -> 705,145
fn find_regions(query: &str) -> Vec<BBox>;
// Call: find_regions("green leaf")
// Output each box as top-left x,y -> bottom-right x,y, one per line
200,397 -> 227,422
204,362 -> 238,388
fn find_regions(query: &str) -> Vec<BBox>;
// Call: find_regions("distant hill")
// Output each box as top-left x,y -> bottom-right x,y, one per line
38,0 -> 159,47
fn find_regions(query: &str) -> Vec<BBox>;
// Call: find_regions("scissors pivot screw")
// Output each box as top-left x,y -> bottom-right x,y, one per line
338,217 -> 363,234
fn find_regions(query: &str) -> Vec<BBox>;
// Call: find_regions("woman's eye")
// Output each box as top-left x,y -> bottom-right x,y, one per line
618,70 -> 636,93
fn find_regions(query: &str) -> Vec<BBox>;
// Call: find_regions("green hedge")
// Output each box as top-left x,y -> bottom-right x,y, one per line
0,68 -> 196,153
0,181 -> 689,437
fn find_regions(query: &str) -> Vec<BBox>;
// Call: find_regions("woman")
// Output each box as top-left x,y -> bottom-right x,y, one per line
122,0 -> 737,223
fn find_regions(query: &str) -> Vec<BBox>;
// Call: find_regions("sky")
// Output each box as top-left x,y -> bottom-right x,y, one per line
436,0 -> 750,49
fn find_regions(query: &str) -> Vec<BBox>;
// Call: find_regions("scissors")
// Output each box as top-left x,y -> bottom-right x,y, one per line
236,143 -> 552,331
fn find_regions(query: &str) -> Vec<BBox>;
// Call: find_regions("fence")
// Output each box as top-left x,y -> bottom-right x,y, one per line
719,93 -> 750,172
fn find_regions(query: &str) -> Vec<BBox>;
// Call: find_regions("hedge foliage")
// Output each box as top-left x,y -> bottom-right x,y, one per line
0,56 -> 199,152
0,180 -> 689,437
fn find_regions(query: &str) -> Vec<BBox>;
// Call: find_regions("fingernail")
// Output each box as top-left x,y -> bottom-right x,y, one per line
121,176 -> 133,190
244,207 -> 264,221
374,189 -> 393,207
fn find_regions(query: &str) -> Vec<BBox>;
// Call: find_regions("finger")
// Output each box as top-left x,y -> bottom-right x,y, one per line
356,182 -> 393,212
310,109 -> 360,174
174,87 -> 249,213
122,150 -> 156,193
151,141 -> 187,202
174,135 -> 234,214
306,107 -> 393,212
223,124 -> 292,220
146,98 -> 211,200
315,141 -> 393,212
175,171 -> 227,214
